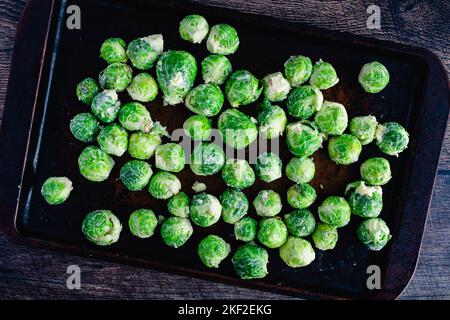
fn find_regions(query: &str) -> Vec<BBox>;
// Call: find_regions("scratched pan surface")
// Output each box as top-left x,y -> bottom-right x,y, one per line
2,0 -> 449,299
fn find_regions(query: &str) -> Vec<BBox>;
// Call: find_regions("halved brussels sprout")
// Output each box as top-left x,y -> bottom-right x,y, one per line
309,59 -> 339,89
312,223 -> 338,251
284,209 -> 316,237
279,236 -> 315,267
119,160 -> 153,191
221,159 -> 255,189
232,243 -> 268,279
82,210 -> 122,246
99,63 -> 132,92
161,216 -> 193,248
262,72 -> 291,102
190,192 -> 222,227
148,171 -> 181,200
167,192 -> 190,218
78,146 -> 114,182
128,123 -> 167,160
218,108 -> 258,149
358,61 -> 390,93
376,122 -> 409,156
197,235 -> 231,268
318,196 -> 351,228
287,183 -> 317,209
128,209 -> 157,238
97,124 -> 128,157
257,217 -> 288,249
126,73 -> 158,102
179,15 -> 209,44
41,177 -> 73,205
345,181 -> 383,218
206,24 -> 239,55
190,142 -> 225,176
253,189 -> 282,217
127,34 -> 163,70
100,38 -> 127,64
255,152 -> 282,183
70,113 -> 101,143
155,143 -> 185,173
119,102 -> 153,132
360,157 -> 392,186
285,157 -> 315,184
225,70 -> 262,107
201,54 -> 232,85
349,115 -> 378,145
91,90 -> 121,123
286,85 -> 323,119
220,188 -> 249,224
234,217 -> 258,242
76,78 -> 100,105
185,83 -> 224,117
314,101 -> 348,136
257,100 -> 287,139
328,134 -> 362,165
183,115 -> 212,141
284,55 -> 313,87
286,121 -> 323,157
357,218 -> 391,251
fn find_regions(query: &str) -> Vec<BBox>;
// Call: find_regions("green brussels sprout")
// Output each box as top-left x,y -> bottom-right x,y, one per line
218,108 -> 258,149
287,183 -> 317,209
76,78 -> 100,105
156,50 -> 197,105
148,171 -> 181,200
357,218 -> 392,251
255,152 -> 282,183
232,243 -> 268,279
69,113 -> 101,143
220,188 -> 249,224
328,134 -> 362,165
360,157 -> 392,186
286,85 -> 323,120
349,115 -> 378,145
183,115 -> 212,141
201,54 -> 232,85
221,159 -> 255,189
345,181 -> 383,218
376,122 -> 409,156
309,59 -> 339,89
126,73 -> 158,102
234,217 -> 258,242
99,63 -> 132,92
82,210 -> 122,246
119,160 -> 153,191
257,101 -> 287,139
97,124 -> 129,157
318,196 -> 351,228
284,55 -> 313,87
100,38 -> 127,64
167,192 -> 190,218
284,209 -> 316,237
91,90 -> 121,123
128,209 -> 157,238
225,70 -> 262,108
78,146 -> 114,182
127,34 -> 163,70
285,121 -> 323,157
206,24 -> 239,55
262,72 -> 291,102
185,83 -> 224,117
285,157 -> 315,184
41,177 -> 73,205
190,142 -> 225,176
161,216 -> 193,248
312,223 -> 338,250
118,102 -> 153,132
179,15 -> 209,44
128,123 -> 167,160
190,193 -> 222,227
253,189 -> 282,217
279,236 -> 315,267
314,101 -> 348,136
155,143 -> 185,173
257,217 -> 288,249
192,181 -> 207,193
197,235 -> 231,268
358,61 -> 390,93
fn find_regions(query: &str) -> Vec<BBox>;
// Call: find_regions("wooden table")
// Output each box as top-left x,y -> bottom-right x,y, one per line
0,0 -> 448,299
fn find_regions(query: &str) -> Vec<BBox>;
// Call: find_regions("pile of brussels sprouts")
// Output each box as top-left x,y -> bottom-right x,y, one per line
40,14 -> 409,280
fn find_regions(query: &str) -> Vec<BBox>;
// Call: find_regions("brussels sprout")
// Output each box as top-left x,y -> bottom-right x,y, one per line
127,34 -> 163,70
167,192 -> 190,218
376,122 -> 409,156
192,181 -> 207,193
82,210 -> 122,246
99,63 -> 132,92
312,223 -> 338,251
309,59 -> 339,89
100,38 -> 127,64
119,160 -> 153,191
128,123 -> 167,160
257,101 -> 287,139
179,15 -> 209,44
156,50 -> 197,105
279,236 -> 315,267
185,83 -> 224,117
206,24 -> 239,55
225,70 -> 262,108
287,183 -> 317,209
221,159 -> 255,189
126,73 -> 158,102
284,55 -> 313,87
197,235 -> 231,268
349,115 -> 378,145
41,177 -> 73,205
360,157 -> 392,186
148,171 -> 181,200
78,146 -> 114,182
255,152 -> 282,183
155,143 -> 185,173
190,193 -> 222,227
253,189 -> 282,217
69,113 -> 101,143
234,217 -> 258,242
220,188 -> 249,224
285,157 -> 315,184
262,72 -> 291,102
183,115 -> 212,141
128,209 -> 157,238
232,243 -> 268,279
286,85 -> 323,120
318,196 -> 351,228
285,121 -> 323,157
345,181 -> 383,218
201,54 -> 232,85
257,217 -> 288,249
218,108 -> 258,149
357,218 -> 392,251
328,134 -> 362,165
284,209 -> 316,237
314,101 -> 348,136
161,216 -> 193,248
118,102 -> 153,132
91,90 -> 121,123
76,78 -> 100,105
190,142 -> 225,176
358,61 -> 390,93
97,124 -> 128,157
